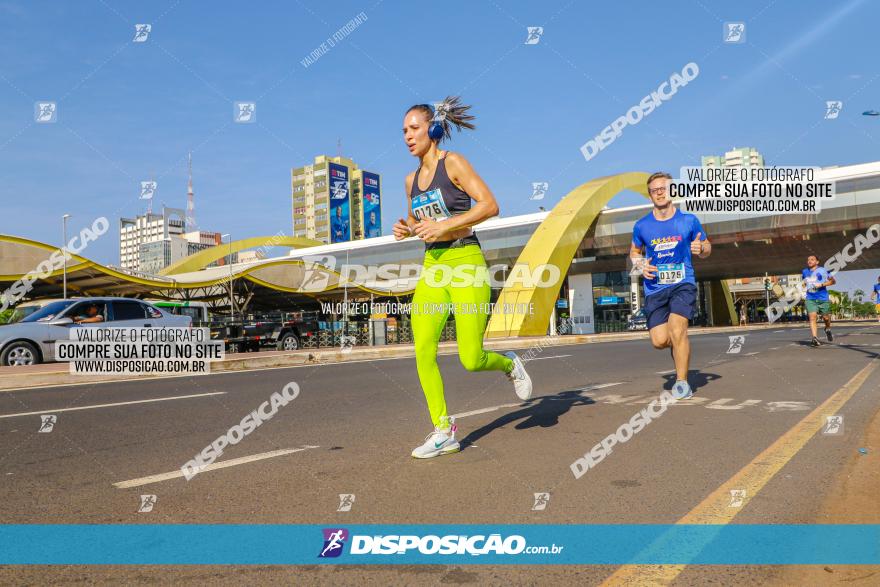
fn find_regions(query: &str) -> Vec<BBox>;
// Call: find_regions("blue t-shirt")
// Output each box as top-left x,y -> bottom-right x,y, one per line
632,209 -> 706,297
801,267 -> 830,301
873,283 -> 880,300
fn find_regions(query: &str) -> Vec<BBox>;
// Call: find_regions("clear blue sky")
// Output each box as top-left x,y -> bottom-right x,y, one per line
1,0 -> 879,292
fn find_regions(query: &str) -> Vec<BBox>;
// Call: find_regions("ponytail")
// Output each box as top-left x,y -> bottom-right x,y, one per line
407,95 -> 476,143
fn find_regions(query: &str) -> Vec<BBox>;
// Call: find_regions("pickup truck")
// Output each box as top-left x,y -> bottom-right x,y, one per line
151,301 -> 269,352
272,312 -> 320,351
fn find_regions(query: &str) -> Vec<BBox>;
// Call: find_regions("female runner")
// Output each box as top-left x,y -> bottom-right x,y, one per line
393,96 -> 532,459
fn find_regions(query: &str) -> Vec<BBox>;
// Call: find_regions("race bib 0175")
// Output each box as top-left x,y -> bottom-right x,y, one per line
657,263 -> 685,285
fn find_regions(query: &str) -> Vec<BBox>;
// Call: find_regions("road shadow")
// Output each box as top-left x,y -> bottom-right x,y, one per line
459,388 -> 597,450
661,370 -> 721,393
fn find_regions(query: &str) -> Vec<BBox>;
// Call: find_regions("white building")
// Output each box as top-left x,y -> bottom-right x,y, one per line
702,147 -> 765,169
237,250 -> 266,264
119,207 -> 186,272
120,208 -> 232,274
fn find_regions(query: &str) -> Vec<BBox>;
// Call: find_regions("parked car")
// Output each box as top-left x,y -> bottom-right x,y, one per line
1,298 -> 64,324
0,297 -> 191,366
627,309 -> 648,331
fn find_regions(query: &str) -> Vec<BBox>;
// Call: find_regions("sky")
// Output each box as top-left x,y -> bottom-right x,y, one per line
0,0 -> 879,293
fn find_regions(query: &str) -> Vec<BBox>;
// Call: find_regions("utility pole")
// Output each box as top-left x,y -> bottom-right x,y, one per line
62,214 -> 71,299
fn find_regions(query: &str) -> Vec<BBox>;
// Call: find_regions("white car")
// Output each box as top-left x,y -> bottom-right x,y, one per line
3,298 -> 64,323
0,297 -> 191,366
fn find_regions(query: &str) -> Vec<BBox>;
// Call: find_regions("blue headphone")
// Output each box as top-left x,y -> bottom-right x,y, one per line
428,104 -> 445,141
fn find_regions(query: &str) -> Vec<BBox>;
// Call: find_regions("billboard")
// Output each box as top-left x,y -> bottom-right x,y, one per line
362,171 -> 382,238
328,162 -> 350,243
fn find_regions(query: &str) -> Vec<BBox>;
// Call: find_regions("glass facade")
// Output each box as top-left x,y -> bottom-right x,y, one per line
591,270 -> 632,331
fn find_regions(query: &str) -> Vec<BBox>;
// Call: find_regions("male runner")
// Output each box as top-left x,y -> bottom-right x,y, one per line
801,255 -> 834,347
871,276 -> 880,323
630,172 -> 711,399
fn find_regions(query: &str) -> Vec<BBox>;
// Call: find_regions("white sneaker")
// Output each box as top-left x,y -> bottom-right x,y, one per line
411,417 -> 460,459
504,351 -> 532,400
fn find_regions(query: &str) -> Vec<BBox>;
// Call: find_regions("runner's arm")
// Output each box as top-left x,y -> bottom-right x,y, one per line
697,238 -> 712,259
403,173 -> 419,229
628,242 -> 644,260
393,174 -> 419,238
629,242 -> 656,280
439,152 -> 500,231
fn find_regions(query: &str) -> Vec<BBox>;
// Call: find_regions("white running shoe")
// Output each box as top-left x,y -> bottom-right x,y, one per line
411,417 -> 461,459
504,351 -> 533,401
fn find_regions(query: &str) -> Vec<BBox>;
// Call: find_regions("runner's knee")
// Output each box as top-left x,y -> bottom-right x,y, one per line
650,334 -> 669,349
459,349 -> 487,371
414,336 -> 439,359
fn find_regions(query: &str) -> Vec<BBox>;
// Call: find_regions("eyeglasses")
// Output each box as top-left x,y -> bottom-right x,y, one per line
648,186 -> 667,195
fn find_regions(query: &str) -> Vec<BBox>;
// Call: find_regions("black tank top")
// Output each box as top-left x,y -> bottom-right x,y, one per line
409,153 -> 481,250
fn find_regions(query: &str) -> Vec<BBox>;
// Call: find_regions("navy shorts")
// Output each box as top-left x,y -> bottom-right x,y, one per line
644,283 -> 697,330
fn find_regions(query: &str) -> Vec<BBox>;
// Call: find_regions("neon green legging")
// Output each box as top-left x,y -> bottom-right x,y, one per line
411,244 -> 513,428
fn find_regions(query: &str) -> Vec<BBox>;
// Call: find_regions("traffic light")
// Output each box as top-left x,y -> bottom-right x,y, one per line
764,278 -> 771,290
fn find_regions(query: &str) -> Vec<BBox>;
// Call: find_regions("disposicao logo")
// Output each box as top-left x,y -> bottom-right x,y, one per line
319,528 -> 349,558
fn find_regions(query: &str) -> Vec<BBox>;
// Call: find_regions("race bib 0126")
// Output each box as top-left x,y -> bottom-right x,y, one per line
412,188 -> 452,222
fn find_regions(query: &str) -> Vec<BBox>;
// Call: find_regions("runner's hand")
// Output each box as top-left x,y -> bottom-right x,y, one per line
642,257 -> 657,280
413,219 -> 449,243
690,232 -> 703,255
392,218 -> 412,240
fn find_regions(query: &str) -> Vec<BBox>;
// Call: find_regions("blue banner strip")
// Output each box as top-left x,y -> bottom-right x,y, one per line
1,525 -> 878,564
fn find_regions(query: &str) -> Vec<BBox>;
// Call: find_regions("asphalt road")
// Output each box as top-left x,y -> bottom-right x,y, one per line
1,324 -> 879,585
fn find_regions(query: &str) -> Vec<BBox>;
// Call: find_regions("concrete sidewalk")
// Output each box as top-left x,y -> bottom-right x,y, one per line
0,321 -> 860,392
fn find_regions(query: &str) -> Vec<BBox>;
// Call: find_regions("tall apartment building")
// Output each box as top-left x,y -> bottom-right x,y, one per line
291,155 -> 382,244
701,147 -> 765,169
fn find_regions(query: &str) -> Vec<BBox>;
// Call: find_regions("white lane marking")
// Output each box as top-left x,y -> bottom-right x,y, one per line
769,347 -> 780,350
113,446 -> 319,489
655,369 -> 676,375
774,330 -> 785,333
451,383 -> 622,419
745,352 -> 759,356
453,403 -> 524,418
0,392 -> 227,419
524,354 -> 572,361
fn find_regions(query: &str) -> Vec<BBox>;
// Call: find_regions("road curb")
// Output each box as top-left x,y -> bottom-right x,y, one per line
0,321 -> 862,391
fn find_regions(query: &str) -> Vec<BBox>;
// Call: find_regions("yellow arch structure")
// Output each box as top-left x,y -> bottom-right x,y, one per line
160,235 -> 324,276
0,234 -> 177,289
0,234 -> 412,296
486,172 -> 650,338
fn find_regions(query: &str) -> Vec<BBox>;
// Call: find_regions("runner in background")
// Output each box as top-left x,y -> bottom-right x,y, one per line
629,172 -> 711,399
802,255 -> 835,347
871,276 -> 880,323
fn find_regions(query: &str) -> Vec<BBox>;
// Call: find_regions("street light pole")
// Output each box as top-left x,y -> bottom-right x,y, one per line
222,233 -> 234,321
62,214 -> 71,299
